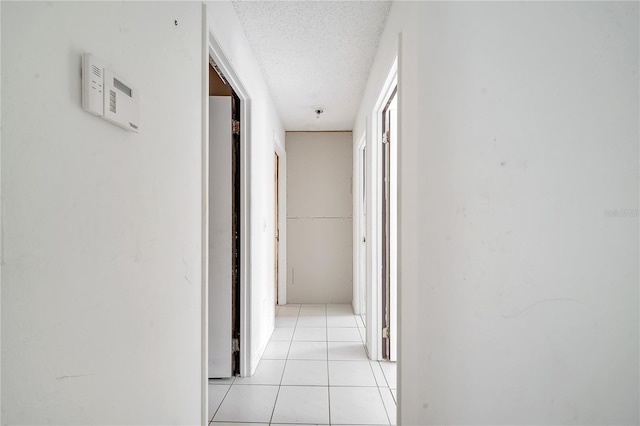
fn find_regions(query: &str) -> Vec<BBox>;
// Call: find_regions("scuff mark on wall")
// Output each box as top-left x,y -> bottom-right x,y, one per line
55,374 -> 93,381
501,297 -> 579,319
182,245 -> 192,284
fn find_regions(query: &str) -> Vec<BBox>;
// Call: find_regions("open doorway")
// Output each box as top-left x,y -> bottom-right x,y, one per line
364,57 -> 397,363
354,135 -> 367,340
274,136 -> 287,307
381,87 -> 397,361
207,60 -> 242,378
274,152 -> 280,305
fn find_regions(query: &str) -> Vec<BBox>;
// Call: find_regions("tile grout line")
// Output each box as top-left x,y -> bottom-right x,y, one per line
325,303 -> 332,426
380,361 -> 394,389
363,328 -> 394,426
375,358 -> 397,425
376,380 -> 394,425
269,304 -> 300,425
208,379 -> 233,423
219,305 -> 376,426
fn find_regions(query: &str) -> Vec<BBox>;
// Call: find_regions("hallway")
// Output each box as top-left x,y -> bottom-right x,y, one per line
208,304 -> 397,425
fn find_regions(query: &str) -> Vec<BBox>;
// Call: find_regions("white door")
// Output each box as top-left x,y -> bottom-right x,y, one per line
208,96 -> 233,378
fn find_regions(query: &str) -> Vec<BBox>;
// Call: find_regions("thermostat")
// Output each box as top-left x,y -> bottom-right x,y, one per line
82,53 -> 140,132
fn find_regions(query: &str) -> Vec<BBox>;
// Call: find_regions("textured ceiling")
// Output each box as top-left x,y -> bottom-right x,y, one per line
232,1 -> 391,131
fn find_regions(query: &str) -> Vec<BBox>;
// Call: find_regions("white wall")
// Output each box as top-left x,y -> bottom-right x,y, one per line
2,2 -> 203,424
0,2 -> 3,418
355,2 -> 639,424
205,2 -> 286,373
287,132 -> 353,304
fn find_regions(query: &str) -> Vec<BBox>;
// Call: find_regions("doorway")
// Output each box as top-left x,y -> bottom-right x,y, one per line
354,136 -> 367,340
274,152 -> 280,304
362,56 -> 397,363
207,61 -> 242,378
205,19 -> 255,390
274,136 -> 287,306
381,87 -> 397,361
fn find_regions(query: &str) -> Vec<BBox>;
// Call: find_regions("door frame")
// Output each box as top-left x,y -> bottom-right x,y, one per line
389,100 -> 398,363
381,89 -> 398,362
274,134 -> 287,305
353,134 -> 367,316
366,56 -> 397,361
202,10 -> 253,424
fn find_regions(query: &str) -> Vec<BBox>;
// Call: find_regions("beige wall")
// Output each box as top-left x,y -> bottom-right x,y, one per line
286,132 -> 353,303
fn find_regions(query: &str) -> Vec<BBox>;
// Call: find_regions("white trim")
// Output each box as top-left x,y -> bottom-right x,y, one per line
274,133 -> 287,305
353,134 -> 367,315
200,6 -> 209,424
367,53 -> 398,361
389,105 -> 398,362
396,32 -> 403,424
366,105 -> 380,361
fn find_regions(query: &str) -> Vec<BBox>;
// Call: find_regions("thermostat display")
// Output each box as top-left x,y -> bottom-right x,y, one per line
82,53 -> 140,132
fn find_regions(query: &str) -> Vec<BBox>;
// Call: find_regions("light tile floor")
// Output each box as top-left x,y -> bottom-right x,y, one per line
209,304 -> 397,425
